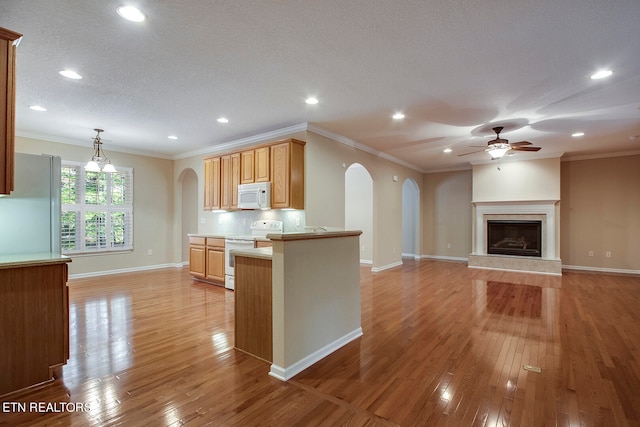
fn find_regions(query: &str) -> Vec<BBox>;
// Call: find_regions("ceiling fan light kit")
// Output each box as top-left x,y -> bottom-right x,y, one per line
459,126 -> 542,160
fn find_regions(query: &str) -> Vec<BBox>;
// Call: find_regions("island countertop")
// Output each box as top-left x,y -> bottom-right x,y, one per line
267,230 -> 362,241
0,252 -> 72,269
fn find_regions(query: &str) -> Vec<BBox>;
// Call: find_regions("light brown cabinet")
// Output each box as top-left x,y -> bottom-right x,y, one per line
0,258 -> 71,395
255,240 -> 273,248
240,146 -> 270,185
189,236 -> 206,278
203,157 -> 221,210
0,27 -> 22,195
189,236 -> 225,284
205,238 -> 225,282
221,153 -> 240,210
271,139 -> 305,209
203,138 -> 304,211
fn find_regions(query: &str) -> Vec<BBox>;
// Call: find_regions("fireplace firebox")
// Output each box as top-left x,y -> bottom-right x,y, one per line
487,220 -> 541,257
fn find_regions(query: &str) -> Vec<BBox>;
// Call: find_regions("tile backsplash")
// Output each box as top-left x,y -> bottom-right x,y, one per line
200,209 -> 306,235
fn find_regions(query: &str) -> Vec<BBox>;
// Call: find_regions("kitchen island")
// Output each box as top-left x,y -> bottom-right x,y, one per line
232,230 -> 362,381
0,253 -> 71,396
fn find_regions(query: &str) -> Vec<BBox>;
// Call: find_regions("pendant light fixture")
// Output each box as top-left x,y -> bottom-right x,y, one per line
85,129 -> 116,172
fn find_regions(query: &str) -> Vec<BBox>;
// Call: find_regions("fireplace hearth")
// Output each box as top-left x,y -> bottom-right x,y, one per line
487,220 -> 541,257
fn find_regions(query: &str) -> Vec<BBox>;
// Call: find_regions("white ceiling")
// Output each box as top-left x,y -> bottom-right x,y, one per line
2,0 -> 639,172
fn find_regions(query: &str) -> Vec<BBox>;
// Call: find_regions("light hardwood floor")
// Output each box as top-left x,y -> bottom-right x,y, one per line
1,260 -> 639,426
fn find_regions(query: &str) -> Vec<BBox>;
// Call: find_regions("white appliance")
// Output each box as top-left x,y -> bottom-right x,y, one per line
0,153 -> 61,255
224,219 -> 283,290
237,182 -> 271,210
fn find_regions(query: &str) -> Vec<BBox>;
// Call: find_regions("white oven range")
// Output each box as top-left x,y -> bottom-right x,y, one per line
224,220 -> 283,290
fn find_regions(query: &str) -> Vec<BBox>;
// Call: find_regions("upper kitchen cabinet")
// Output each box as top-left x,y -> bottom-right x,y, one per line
240,146 -> 270,184
271,139 -> 305,209
221,153 -> 240,210
204,157 -> 221,210
0,27 -> 22,195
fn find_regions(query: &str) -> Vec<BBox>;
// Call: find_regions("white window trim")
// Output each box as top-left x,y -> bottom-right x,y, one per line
61,160 -> 134,255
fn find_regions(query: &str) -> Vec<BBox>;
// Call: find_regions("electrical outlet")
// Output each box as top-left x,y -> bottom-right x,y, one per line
147,249 -> 152,256
588,250 -> 594,257
606,251 -> 612,258
361,245 -> 365,251
200,217 -> 206,224
447,243 -> 452,249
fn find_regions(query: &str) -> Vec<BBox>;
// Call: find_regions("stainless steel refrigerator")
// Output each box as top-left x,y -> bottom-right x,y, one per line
0,153 -> 61,255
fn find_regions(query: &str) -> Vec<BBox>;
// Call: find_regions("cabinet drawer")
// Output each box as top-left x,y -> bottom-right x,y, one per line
189,236 -> 206,246
206,237 -> 225,248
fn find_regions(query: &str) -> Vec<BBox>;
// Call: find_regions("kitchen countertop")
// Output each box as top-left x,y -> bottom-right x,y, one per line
0,252 -> 72,269
267,230 -> 362,241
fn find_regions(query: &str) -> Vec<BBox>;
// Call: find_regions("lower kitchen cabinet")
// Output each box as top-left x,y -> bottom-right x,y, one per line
189,236 -> 225,285
205,238 -> 225,282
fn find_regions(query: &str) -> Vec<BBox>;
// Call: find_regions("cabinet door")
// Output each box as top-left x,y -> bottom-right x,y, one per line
189,245 -> 206,278
270,142 -> 291,208
204,157 -> 220,210
230,153 -> 240,208
206,247 -> 225,281
220,155 -> 231,209
255,146 -> 270,182
240,150 -> 255,184
0,28 -> 22,195
221,153 -> 240,209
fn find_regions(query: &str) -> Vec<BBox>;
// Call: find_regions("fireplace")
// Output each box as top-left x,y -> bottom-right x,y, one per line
487,220 -> 541,257
470,200 -> 561,275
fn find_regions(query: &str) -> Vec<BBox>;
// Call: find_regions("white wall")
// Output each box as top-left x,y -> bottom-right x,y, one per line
402,178 -> 420,257
345,164 -> 373,263
473,157 -> 561,202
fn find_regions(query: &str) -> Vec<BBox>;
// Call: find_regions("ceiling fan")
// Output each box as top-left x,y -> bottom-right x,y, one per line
458,126 -> 541,159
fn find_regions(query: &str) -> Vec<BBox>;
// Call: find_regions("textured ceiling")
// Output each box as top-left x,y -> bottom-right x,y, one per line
2,0 -> 639,172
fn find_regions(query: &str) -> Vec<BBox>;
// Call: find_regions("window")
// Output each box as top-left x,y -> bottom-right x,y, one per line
61,161 -> 133,254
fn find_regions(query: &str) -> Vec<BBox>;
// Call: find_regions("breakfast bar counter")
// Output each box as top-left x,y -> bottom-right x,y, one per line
232,230 -> 363,381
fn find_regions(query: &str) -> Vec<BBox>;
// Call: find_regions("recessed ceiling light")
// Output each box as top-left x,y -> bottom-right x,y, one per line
590,70 -> 613,80
443,148 -> 452,153
571,132 -> 585,137
29,105 -> 47,112
392,112 -> 405,120
305,97 -> 319,105
168,135 -> 178,140
117,5 -> 146,22
59,70 -> 82,80
217,117 -> 229,124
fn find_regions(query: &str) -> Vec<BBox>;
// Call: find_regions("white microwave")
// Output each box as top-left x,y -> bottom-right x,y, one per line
237,182 -> 271,209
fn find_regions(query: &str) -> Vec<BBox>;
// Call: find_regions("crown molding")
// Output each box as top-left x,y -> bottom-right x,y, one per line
173,123 -> 308,160
305,123 -> 426,173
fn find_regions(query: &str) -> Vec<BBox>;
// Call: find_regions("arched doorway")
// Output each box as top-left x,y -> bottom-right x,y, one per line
345,163 -> 374,265
402,178 -> 420,259
179,168 -> 198,263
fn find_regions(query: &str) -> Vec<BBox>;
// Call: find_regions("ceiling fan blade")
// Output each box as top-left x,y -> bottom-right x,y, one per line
458,149 -> 485,157
511,146 -> 541,152
510,141 -> 532,147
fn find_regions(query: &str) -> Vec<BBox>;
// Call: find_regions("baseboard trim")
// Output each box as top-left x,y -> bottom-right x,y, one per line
269,327 -> 363,382
371,261 -> 403,273
360,259 -> 373,265
420,255 -> 469,262
562,264 -> 640,276
69,263 -> 184,280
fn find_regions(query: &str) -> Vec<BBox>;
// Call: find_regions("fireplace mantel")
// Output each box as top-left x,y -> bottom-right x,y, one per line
469,200 -> 562,275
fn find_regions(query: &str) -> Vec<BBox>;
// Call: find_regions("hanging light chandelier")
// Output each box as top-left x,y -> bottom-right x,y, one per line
85,128 -> 116,172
